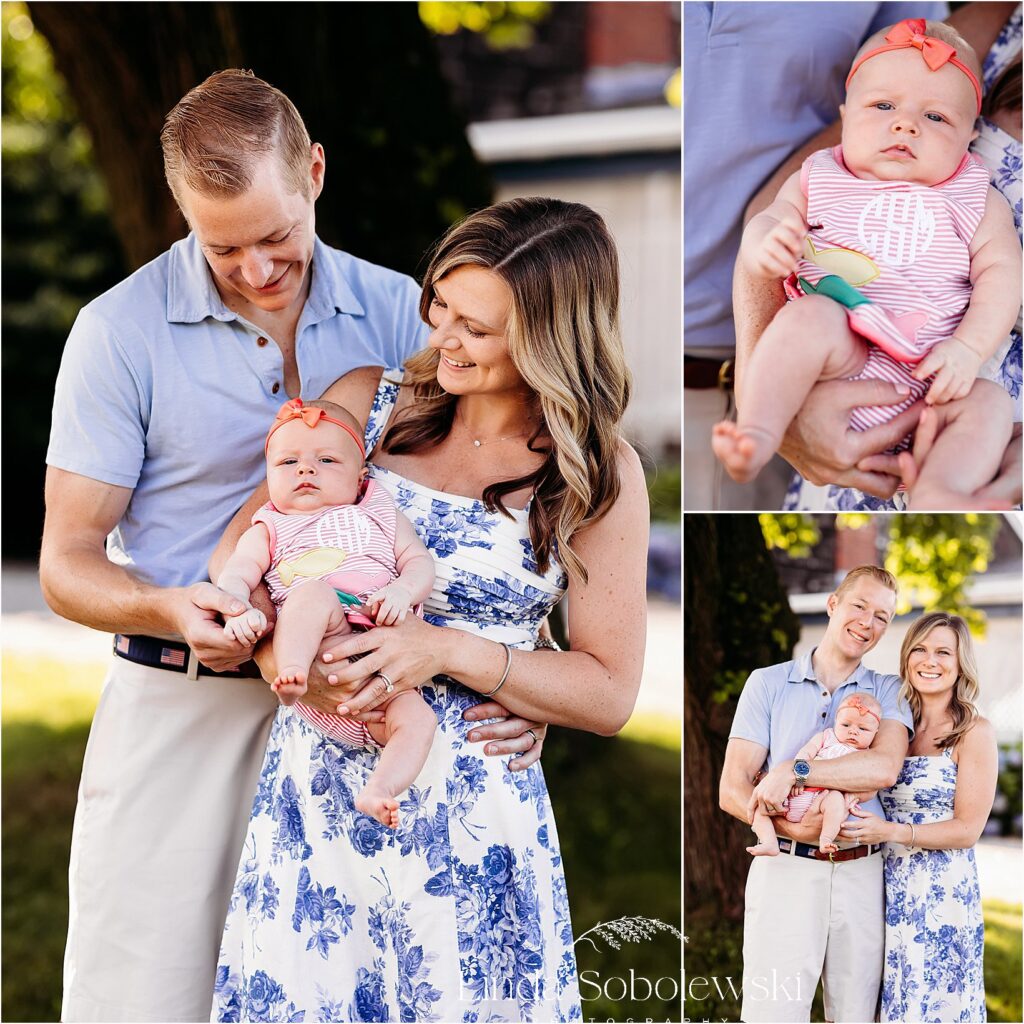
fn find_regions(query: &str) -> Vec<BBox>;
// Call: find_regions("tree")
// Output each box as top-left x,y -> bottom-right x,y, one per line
683,515 -> 800,921
26,2 -> 492,274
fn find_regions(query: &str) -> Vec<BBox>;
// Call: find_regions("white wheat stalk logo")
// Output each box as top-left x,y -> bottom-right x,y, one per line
574,916 -> 682,953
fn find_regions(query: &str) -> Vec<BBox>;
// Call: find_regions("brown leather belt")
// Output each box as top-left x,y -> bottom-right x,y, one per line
778,837 -> 883,863
684,355 -> 734,390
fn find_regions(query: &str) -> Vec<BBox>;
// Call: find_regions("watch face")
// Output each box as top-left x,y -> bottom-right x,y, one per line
794,760 -> 811,778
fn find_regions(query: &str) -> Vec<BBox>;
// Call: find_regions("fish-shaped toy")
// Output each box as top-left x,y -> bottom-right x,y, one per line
278,546 -> 348,587
803,238 -> 880,287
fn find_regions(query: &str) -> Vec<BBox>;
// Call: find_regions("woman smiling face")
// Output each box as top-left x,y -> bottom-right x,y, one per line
905,624 -> 960,698
427,265 -> 528,399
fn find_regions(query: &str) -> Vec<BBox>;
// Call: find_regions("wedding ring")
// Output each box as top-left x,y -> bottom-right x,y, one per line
377,671 -> 395,694
525,728 -> 539,749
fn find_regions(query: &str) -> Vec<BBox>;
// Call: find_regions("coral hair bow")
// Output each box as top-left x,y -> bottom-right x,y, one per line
886,18 -> 956,71
843,694 -> 881,723
264,398 -> 366,457
846,18 -> 982,114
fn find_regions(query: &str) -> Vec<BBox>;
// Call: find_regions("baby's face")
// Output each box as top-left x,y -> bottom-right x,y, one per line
833,706 -> 880,750
265,418 -> 365,514
841,48 -> 978,186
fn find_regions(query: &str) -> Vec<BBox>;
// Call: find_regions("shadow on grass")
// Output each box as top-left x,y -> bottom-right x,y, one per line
2,720 -> 681,1023
685,897 -> 1022,1024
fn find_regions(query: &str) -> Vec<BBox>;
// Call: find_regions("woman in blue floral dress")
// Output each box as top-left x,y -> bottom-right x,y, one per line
842,612 -> 998,1022
210,198 -> 649,1022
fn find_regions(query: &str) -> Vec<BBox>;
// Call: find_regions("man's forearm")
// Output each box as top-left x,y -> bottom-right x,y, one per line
780,751 -> 900,792
40,542 -> 180,637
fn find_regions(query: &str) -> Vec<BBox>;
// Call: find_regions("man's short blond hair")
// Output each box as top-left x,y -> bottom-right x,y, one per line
833,564 -> 898,601
161,69 -> 312,205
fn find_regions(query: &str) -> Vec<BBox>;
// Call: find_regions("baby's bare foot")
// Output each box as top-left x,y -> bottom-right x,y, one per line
712,421 -> 774,483
819,839 -> 839,854
272,667 -> 308,706
356,786 -> 400,829
746,842 -> 780,857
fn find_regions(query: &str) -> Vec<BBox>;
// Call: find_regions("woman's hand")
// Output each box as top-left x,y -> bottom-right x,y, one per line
464,700 -> 547,770
839,804 -> 900,845
321,616 -> 446,715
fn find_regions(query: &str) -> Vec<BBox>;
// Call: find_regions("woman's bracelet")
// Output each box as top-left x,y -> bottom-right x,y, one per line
905,823 -> 917,849
483,641 -> 513,697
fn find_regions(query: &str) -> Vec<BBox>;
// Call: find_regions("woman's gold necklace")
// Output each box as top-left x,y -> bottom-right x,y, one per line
457,408 -> 532,448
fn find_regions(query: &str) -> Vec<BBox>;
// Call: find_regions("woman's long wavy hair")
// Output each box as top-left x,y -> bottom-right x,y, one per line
381,197 -> 630,584
897,612 -> 981,751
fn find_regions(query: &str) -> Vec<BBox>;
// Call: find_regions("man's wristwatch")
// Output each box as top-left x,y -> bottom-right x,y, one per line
793,759 -> 812,785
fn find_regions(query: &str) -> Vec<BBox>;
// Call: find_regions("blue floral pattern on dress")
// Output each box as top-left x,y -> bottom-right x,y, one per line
213,372 -> 581,1022
879,753 -> 986,1022
786,8 -> 1023,511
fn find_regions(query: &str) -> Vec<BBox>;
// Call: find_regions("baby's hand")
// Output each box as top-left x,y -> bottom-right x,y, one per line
912,336 -> 982,404
364,583 -> 412,626
223,607 -> 268,645
749,215 -> 806,279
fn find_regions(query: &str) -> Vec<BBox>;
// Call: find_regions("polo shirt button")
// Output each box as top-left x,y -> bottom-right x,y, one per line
822,712 -> 826,718
272,382 -> 280,394
257,336 -> 268,347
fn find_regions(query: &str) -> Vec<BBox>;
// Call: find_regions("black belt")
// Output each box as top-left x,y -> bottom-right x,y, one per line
778,837 -> 883,863
113,634 -> 263,679
684,355 -> 734,390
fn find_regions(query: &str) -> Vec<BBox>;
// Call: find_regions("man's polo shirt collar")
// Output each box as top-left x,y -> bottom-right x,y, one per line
166,233 -> 365,326
786,647 -> 875,690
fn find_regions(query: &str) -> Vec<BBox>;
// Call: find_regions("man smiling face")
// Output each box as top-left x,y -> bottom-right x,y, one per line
825,575 -> 896,661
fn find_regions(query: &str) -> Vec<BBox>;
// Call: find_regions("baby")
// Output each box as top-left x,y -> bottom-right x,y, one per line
714,19 -> 1022,507
748,692 -> 882,857
216,397 -> 437,829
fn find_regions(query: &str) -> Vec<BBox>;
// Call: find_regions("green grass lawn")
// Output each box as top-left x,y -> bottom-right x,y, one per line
2,652 -> 681,1022
685,896 -> 1023,1023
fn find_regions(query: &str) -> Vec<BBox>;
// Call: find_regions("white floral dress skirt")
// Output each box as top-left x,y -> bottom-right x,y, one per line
212,374 -> 582,1023
879,753 -> 985,1022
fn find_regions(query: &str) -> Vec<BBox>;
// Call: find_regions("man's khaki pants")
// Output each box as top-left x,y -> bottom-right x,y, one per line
740,848 -> 884,1023
62,658 -> 278,1022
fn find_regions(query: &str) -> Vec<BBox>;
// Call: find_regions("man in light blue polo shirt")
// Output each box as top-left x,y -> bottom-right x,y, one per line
40,70 -> 432,1022
720,565 -> 913,1022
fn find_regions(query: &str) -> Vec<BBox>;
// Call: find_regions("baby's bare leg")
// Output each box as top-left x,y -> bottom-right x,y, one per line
747,807 -> 781,857
906,380 -> 1015,509
713,296 -> 868,483
818,790 -> 849,853
355,691 -> 437,829
272,581 -> 351,703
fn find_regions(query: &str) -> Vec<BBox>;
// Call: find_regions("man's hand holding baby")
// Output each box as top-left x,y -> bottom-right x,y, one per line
365,583 -> 413,626
912,335 -> 983,405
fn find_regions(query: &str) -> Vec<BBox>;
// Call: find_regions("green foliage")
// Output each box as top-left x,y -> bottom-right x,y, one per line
759,513 -> 821,558
2,3 -> 124,554
760,513 -> 1002,635
645,463 -> 680,523
994,742 -> 1023,837
885,514 -> 1000,634
419,1 -> 551,47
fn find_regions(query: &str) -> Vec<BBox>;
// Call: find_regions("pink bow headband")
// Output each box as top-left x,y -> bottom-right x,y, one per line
265,398 -> 366,458
841,694 -> 881,724
846,19 -> 982,115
